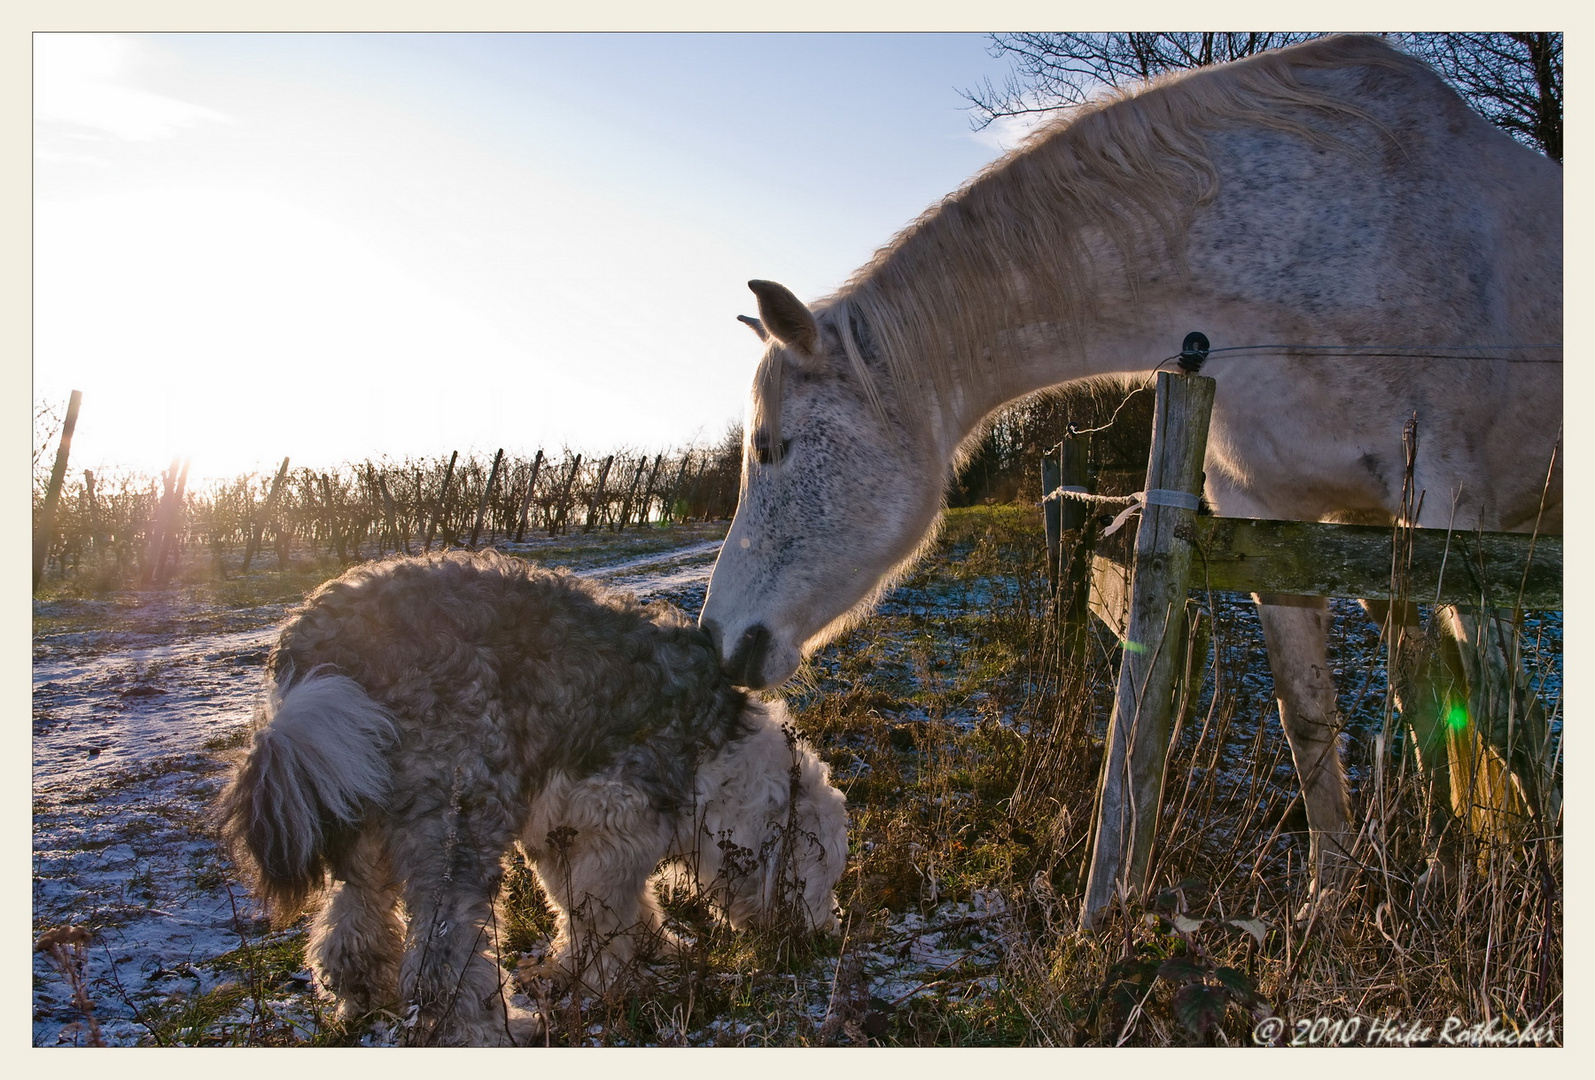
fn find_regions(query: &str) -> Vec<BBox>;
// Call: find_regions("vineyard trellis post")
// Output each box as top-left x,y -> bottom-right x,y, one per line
550,454 -> 582,536
616,457 -> 648,531
470,448 -> 504,549
636,453 -> 665,529
139,459 -> 179,588
33,389 -> 82,589
514,450 -> 544,542
82,469 -> 101,560
242,457 -> 291,574
154,458 -> 192,586
424,451 -> 458,551
377,470 -> 408,555
663,453 -> 692,524
584,455 -> 614,534
684,458 -> 709,522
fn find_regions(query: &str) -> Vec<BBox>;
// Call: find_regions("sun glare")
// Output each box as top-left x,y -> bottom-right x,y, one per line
34,186 -> 527,479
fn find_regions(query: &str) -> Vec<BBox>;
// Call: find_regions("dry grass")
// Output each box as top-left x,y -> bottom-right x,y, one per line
471,505 -> 1559,1047
38,505 -> 1559,1046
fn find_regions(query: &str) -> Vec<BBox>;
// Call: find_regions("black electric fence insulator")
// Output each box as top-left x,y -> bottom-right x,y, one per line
1179,331 -> 1210,373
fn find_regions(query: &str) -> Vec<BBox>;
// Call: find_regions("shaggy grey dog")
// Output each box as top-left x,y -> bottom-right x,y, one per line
218,549 -> 848,1046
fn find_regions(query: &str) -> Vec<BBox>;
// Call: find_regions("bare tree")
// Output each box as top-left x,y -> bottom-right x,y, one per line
1392,32 -> 1561,161
964,33 -> 1320,120
966,32 -> 1562,161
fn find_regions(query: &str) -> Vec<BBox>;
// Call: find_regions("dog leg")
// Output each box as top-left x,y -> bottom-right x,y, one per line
390,792 -> 523,1047
528,775 -> 674,994
675,706 -> 848,934
308,830 -> 403,1020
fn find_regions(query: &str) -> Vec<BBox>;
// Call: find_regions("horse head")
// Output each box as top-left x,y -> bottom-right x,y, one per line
699,280 -> 945,689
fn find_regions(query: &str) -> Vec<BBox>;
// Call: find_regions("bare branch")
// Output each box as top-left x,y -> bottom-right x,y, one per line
963,32 -> 1562,163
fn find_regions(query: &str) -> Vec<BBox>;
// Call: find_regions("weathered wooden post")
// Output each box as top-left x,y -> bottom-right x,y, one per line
321,473 -> 350,561
82,469 -> 101,559
1042,455 -> 1062,592
685,459 -> 709,522
663,453 -> 692,524
469,448 -> 504,549
242,456 -> 291,574
155,457 -> 191,585
514,449 -> 545,543
1081,371 -> 1215,929
583,455 -> 614,533
377,471 -> 408,555
139,460 -> 179,588
33,389 -> 82,589
615,457 -> 648,531
635,453 -> 665,529
1053,434 -> 1095,663
549,454 -> 582,536
424,451 -> 458,551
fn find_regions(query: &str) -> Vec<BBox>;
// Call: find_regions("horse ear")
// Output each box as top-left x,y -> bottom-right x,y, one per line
736,314 -> 768,342
748,280 -> 818,354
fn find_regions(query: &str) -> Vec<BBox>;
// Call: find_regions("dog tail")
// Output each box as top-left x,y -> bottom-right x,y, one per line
218,668 -> 396,920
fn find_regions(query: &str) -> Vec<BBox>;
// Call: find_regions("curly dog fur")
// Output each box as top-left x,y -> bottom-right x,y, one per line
217,549 -> 847,1046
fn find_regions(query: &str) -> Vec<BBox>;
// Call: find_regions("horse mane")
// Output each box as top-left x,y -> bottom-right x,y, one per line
786,34 -> 1434,425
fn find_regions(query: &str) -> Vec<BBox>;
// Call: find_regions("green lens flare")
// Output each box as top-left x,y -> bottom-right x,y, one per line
1445,701 -> 1469,732
1121,640 -> 1147,654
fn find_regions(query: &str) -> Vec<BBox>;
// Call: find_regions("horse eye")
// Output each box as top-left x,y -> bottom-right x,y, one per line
753,434 -> 792,465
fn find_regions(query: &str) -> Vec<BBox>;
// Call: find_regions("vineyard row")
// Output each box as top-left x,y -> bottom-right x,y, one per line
33,446 -> 744,588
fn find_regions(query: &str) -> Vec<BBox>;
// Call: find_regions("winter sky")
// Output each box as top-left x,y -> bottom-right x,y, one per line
33,29 -> 1046,480
28,4 -> 1581,485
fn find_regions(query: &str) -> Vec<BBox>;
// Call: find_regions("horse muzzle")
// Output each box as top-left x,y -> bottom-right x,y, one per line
703,619 -> 781,689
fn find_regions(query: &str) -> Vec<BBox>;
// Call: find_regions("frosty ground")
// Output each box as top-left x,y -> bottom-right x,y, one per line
31,527 -> 1016,1047
32,509 -> 1562,1047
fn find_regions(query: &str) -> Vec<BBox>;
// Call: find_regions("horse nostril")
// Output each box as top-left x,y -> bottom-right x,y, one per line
726,624 -> 772,689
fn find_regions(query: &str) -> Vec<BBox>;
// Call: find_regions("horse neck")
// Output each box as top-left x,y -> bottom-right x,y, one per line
911,296 -> 1190,464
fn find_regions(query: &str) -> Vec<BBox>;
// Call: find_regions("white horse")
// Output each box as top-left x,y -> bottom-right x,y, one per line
699,36 -> 1561,898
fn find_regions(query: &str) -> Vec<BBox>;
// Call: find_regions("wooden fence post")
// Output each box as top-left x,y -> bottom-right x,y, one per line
636,453 -> 665,529
139,460 -> 179,588
514,450 -> 544,543
1042,454 -> 1061,592
377,471 -> 408,555
685,459 -> 709,522
584,455 -> 614,533
33,389 -> 82,589
321,474 -> 349,561
1081,371 -> 1215,929
155,457 -> 191,586
663,454 -> 692,524
82,469 -> 101,559
424,451 -> 457,551
616,457 -> 648,531
470,448 -> 504,549
1044,434 -> 1095,664
1058,435 -> 1097,664
242,456 -> 290,574
550,455 -> 582,536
